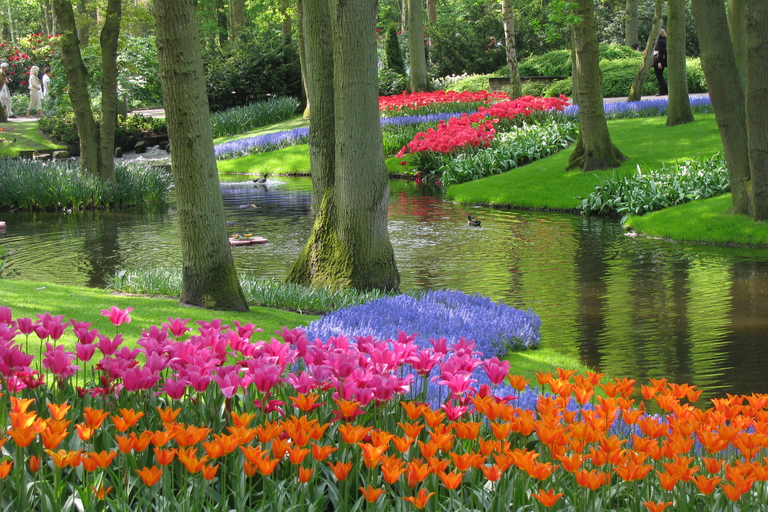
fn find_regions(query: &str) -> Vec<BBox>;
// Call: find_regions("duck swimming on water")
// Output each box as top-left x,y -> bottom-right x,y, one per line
467,215 -> 481,227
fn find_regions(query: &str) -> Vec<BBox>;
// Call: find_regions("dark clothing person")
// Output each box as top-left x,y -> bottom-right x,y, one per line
652,29 -> 668,96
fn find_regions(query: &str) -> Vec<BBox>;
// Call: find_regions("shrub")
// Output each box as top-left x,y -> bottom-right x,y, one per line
521,81 -> 548,97
597,43 -> 638,60
0,160 -> 173,210
383,24 -> 406,75
579,153 -> 729,216
444,74 -> 501,93
204,30 -> 302,112
517,50 -> 572,78
38,112 -> 167,154
378,68 -> 408,97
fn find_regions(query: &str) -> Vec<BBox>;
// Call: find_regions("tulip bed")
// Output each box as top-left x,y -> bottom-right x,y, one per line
1,302 -> 767,512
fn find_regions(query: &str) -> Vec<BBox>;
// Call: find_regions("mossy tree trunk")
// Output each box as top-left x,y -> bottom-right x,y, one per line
627,0 -> 664,102
728,0 -> 747,86
665,0 -> 693,126
624,0 -> 639,47
408,0 -> 429,92
691,0 -> 751,216
502,0 -> 522,99
745,0 -> 768,220
153,0 -> 249,312
288,0 -> 400,292
98,0 -> 121,182
567,0 -> 626,172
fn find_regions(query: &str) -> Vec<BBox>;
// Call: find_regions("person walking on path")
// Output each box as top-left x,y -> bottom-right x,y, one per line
652,28 -> 668,96
27,65 -> 42,117
0,63 -> 14,118
41,66 -> 51,98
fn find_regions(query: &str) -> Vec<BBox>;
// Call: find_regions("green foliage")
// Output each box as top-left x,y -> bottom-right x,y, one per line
520,81 -> 548,97
517,50 -> 572,78
378,68 -> 408,97
384,25 -> 406,75
579,153 -> 729,216
210,97 -> 300,138
107,269 -> 394,315
0,160 -> 173,210
204,30 -> 302,112
445,74 -> 501,92
437,119 -> 578,186
597,43 -> 638,61
38,112 -> 167,153
544,77 -> 572,97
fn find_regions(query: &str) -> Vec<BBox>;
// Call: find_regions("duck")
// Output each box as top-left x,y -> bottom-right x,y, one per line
467,215 -> 481,227
253,177 -> 267,184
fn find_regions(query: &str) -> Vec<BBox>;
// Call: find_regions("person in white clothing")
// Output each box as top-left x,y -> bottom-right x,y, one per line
27,65 -> 42,117
41,66 -> 51,98
0,62 -> 14,118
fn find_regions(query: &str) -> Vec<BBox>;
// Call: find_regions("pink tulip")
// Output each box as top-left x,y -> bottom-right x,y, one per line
482,356 -> 511,386
0,305 -> 11,324
42,342 -> 79,379
100,306 -> 133,326
75,342 -> 96,362
163,317 -> 191,337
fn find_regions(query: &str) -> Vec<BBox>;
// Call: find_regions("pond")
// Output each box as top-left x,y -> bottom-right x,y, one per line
2,176 -> 767,400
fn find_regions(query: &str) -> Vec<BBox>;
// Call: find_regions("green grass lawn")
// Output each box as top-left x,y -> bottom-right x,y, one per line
0,279 -> 317,352
0,119 -> 65,158
445,113 -> 723,210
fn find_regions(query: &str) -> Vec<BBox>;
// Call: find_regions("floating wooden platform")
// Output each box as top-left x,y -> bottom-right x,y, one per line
0,221 -> 5,230
229,236 -> 268,246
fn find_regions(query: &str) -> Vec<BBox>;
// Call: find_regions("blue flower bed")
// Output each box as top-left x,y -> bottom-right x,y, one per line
214,127 -> 309,160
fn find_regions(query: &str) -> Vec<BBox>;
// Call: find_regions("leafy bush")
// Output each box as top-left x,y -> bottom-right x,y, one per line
204,30 -> 302,112
210,97 -> 300,138
579,153 -> 729,216
517,50 -> 572,78
303,288 -> 542,354
444,74 -> 501,93
521,81 -> 548,97
597,43 -> 638,61
383,24 -> 406,75
378,68 -> 408,97
438,119 -> 578,186
38,112 -> 167,154
0,160 -> 173,210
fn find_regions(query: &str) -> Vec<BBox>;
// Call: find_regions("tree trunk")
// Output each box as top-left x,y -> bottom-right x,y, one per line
427,0 -> 437,23
570,33 -> 579,105
567,0 -> 626,171
665,0 -> 693,126
153,0 -> 249,312
746,0 -> 768,220
501,0 -> 522,99
288,0 -> 400,292
98,0 -> 121,183
407,0 -> 429,92
624,0 -> 639,47
280,0 -> 292,46
216,0 -> 228,47
627,0 -> 664,102
53,0 -> 99,177
728,0 -> 747,87
229,0 -> 245,40
691,0 -> 751,215
296,0 -> 310,118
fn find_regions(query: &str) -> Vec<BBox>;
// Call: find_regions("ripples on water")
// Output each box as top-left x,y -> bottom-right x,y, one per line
2,177 -> 768,398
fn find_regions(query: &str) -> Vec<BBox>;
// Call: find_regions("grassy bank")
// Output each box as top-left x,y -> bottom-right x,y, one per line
0,120 -> 65,158
625,193 -> 768,246
445,113 -> 723,210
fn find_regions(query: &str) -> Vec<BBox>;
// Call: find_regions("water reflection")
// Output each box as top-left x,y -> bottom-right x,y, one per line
1,177 -> 768,398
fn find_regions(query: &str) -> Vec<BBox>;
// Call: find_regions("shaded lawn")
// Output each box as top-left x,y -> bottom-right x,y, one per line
0,279 -> 317,352
625,194 -> 768,246
445,113 -> 723,210
0,120 -> 65,158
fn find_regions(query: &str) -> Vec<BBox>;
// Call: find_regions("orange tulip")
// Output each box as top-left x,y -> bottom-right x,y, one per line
426,456 -> 449,475
287,445 -> 311,465
490,421 -> 514,440
87,450 -> 118,469
338,423 -> 371,444
438,470 -> 463,489
230,410 -> 257,427
402,488 -> 434,509
297,466 -> 313,483
46,403 -> 71,421
177,447 -> 209,473
0,460 -> 12,478
136,466 -> 163,486
154,447 -> 177,466
239,445 -> 265,464
115,434 -> 134,454
290,393 -> 324,412
449,451 -> 485,471
172,424 -> 212,447
243,460 -> 259,477
112,409 -> 144,432
417,439 -> 439,458
255,456 -> 280,476
360,485 -> 386,503
655,470 -> 680,491
92,484 -> 113,500
398,421 -> 424,439
202,440 -> 224,459
532,488 -> 564,507
7,426 -> 37,448
156,406 -> 182,424
574,469 -> 609,490
201,463 -> 219,481
400,401 -> 426,420
83,407 -> 110,430
453,421 -> 481,440
381,460 -> 407,484
131,431 -> 154,452
392,435 -> 415,453
642,501 -> 673,512
41,418 -> 71,450
311,443 -> 337,461
406,459 -> 430,488
10,397 -> 35,413
692,474 -> 722,494
45,449 -> 81,468
480,464 -> 503,481
328,461 -> 353,481
358,442 -> 387,469
75,423 -> 94,441
151,429 -> 175,447
507,374 -> 529,391
28,455 -> 40,473
421,408 -> 446,429
333,398 -> 363,421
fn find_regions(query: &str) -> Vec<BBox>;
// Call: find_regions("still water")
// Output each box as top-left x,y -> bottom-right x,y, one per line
2,176 -> 768,399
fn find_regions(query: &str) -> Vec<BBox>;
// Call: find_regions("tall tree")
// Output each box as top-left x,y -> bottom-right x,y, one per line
665,0 -> 693,126
53,0 -> 120,182
295,0 -> 310,118
288,0 -> 400,292
624,0 -> 639,46
501,0 -> 522,99
690,0 -> 751,215
427,0 -> 437,23
280,0 -> 292,46
727,0 -> 746,86
567,0 -> 626,171
229,0 -> 245,40
153,0 -> 249,311
627,0 -> 664,102
745,0 -> 768,220
407,0 -> 429,92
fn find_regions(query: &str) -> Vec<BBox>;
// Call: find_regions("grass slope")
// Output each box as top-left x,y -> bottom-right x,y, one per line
0,120 -> 65,158
445,113 -> 722,210
0,279 -> 317,352
625,194 -> 768,246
